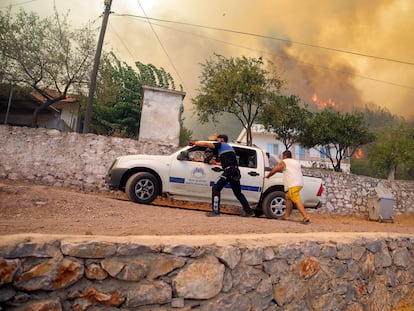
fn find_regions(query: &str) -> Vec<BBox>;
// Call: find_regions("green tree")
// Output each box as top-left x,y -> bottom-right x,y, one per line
192,54 -> 284,146
300,108 -> 375,172
259,95 -> 310,150
363,105 -> 403,132
179,121 -> 193,146
0,8 -> 96,127
368,123 -> 414,180
92,52 -> 181,138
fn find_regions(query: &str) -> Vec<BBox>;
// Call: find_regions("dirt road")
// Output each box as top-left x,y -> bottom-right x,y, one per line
1,178 -> 414,237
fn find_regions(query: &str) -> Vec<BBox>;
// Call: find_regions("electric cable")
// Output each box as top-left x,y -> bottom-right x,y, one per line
135,0 -> 190,96
114,14 -> 414,90
119,15 -> 414,67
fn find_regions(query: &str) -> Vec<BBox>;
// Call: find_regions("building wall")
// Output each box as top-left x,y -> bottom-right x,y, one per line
139,86 -> 185,146
237,124 -> 350,173
53,101 -> 80,132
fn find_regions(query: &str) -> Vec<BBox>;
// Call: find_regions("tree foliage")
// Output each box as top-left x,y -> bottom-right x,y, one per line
367,123 -> 414,180
300,108 -> 375,171
0,8 -> 96,127
179,120 -> 193,146
363,105 -> 403,132
192,54 -> 284,145
92,52 -> 182,138
259,95 -> 311,150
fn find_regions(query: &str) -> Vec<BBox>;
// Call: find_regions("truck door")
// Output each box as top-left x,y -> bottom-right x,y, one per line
220,147 -> 263,205
169,148 -> 215,202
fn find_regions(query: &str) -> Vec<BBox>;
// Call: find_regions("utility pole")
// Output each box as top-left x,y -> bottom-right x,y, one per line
83,0 -> 112,133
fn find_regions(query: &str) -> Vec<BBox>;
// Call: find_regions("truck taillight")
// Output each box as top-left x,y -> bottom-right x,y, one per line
317,184 -> 323,196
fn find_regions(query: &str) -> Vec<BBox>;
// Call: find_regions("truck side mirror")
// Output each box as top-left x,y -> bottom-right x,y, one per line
177,151 -> 189,161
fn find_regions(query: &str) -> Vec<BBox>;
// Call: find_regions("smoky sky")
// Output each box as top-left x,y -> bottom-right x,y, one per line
3,0 -> 414,137
113,0 -> 413,120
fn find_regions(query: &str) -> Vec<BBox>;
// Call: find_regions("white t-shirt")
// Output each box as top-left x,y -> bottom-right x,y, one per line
282,158 -> 304,190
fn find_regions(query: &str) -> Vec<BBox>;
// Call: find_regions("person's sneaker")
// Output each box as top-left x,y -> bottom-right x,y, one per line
206,212 -> 220,217
241,210 -> 255,217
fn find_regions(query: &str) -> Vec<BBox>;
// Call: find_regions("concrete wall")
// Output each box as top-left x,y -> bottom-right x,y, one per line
1,125 -> 413,215
139,86 -> 185,146
0,234 -> 412,310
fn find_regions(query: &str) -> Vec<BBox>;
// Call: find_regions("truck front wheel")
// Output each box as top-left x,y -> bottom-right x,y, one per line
262,191 -> 286,219
126,172 -> 159,204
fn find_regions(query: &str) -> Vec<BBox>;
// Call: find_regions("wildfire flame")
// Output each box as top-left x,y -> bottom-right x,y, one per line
311,93 -> 337,110
354,148 -> 364,159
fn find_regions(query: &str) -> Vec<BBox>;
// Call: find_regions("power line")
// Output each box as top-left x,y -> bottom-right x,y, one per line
122,15 -> 414,67
114,14 -> 414,90
0,0 -> 38,9
135,0 -> 190,96
108,21 -> 135,60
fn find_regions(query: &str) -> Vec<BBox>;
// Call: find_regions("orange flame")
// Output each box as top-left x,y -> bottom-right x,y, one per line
311,93 -> 337,110
354,148 -> 364,159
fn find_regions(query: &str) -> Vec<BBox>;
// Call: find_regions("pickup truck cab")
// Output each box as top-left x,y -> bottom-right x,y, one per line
106,143 -> 323,218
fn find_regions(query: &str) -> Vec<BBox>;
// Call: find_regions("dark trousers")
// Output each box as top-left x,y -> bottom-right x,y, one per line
212,171 -> 252,214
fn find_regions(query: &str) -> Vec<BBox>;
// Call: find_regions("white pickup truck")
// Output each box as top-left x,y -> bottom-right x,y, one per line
106,143 -> 323,218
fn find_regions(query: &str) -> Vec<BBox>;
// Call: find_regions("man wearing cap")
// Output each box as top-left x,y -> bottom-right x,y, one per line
204,148 -> 220,164
193,148 -> 217,164
189,134 -> 255,217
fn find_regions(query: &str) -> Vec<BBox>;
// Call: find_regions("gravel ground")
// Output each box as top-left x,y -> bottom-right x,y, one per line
1,178 -> 414,237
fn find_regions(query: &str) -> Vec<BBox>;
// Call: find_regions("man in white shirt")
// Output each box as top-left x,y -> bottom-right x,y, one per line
265,150 -> 310,224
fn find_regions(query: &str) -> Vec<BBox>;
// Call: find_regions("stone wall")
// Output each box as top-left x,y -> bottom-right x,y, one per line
0,234 -> 413,310
1,125 -> 413,215
0,125 -> 176,191
302,168 -> 414,215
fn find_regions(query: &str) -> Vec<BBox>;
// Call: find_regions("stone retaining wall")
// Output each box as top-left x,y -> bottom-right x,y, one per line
0,234 -> 413,310
1,125 -> 413,215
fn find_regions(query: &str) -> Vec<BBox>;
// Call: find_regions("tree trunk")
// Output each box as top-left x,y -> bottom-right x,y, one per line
31,95 -> 66,128
246,126 -> 252,146
32,107 -> 40,128
387,165 -> 396,181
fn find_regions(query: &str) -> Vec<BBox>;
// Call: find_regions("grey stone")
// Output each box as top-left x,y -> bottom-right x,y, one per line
241,247 -> 264,266
351,244 -> 366,261
263,259 -> 289,276
146,254 -> 186,280
201,293 -> 250,311
337,243 -> 352,260
215,245 -> 241,270
16,298 -> 62,311
321,243 -> 337,258
232,264 -> 267,294
248,277 -> 273,311
274,245 -> 302,259
61,241 -> 117,258
3,241 -> 61,259
222,268 -> 233,293
392,247 -> 410,267
125,280 -> 171,307
163,245 -> 195,257
172,261 -> 225,299
116,243 -> 154,256
101,257 -> 149,281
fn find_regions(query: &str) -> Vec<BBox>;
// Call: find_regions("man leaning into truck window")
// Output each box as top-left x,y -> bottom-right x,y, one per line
189,134 -> 255,217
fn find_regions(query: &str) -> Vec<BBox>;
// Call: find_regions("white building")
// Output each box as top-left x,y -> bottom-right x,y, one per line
237,124 -> 350,172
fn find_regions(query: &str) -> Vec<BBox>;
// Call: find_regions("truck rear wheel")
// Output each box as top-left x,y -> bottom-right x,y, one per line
262,191 -> 286,219
126,172 -> 159,204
